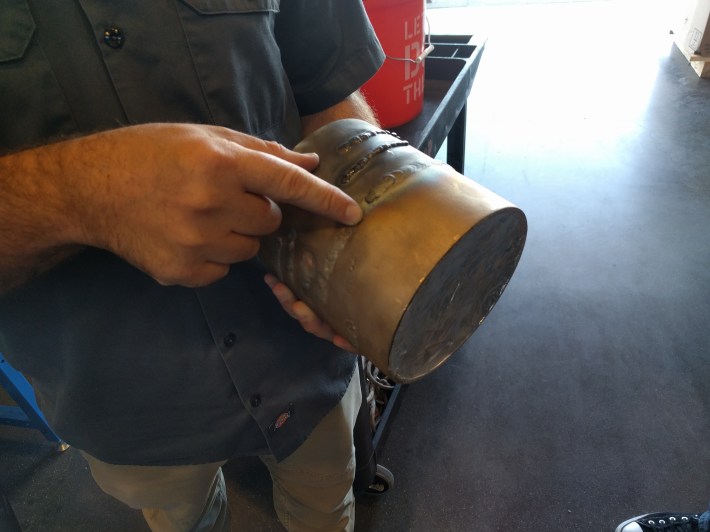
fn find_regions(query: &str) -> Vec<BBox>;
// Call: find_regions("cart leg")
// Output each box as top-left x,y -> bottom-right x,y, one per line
447,103 -> 468,173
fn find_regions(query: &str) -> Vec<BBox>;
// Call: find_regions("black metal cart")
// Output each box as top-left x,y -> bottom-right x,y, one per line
353,35 -> 486,495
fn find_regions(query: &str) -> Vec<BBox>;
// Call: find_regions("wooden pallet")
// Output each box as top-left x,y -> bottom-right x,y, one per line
675,41 -> 710,78
687,52 -> 710,77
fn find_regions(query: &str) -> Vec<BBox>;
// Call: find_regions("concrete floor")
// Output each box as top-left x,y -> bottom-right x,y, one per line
2,1 -> 709,530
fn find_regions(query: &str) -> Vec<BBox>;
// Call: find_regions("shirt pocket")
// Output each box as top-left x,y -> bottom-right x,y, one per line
0,0 -> 35,62
176,0 -> 298,141
0,0 -> 76,151
181,0 -> 279,15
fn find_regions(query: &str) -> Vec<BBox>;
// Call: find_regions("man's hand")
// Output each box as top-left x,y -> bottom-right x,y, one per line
0,123 -> 363,290
258,91 -> 376,349
264,273 -> 356,352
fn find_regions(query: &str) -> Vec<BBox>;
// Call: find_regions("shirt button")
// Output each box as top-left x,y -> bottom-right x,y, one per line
250,394 -> 261,408
103,27 -> 125,49
223,333 -> 236,348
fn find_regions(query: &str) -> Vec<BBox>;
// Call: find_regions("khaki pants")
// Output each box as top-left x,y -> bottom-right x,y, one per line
82,374 -> 361,532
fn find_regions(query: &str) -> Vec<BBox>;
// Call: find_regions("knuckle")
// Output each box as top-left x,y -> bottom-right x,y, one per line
259,138 -> 287,156
319,189 -> 339,214
173,225 -> 206,250
243,238 -> 261,259
182,187 -> 218,213
178,137 -> 220,169
231,236 -> 260,262
279,167 -> 312,201
262,202 -> 283,233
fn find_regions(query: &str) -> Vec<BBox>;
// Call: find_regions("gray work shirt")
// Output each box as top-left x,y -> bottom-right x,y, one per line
0,0 -> 384,465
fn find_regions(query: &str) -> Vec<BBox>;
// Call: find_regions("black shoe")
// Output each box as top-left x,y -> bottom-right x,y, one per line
615,512 -> 700,531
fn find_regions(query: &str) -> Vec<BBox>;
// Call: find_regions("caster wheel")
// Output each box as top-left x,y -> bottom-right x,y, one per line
366,464 -> 394,495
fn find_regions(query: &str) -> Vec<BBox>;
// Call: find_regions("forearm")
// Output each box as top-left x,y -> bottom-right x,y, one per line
1,123 -> 362,295
300,90 -> 379,137
0,142 -> 85,294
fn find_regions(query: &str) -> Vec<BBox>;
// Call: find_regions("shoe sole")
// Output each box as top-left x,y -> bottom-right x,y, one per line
615,514 -> 650,532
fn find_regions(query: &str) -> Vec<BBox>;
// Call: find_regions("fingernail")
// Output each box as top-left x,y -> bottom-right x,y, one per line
344,203 -> 363,225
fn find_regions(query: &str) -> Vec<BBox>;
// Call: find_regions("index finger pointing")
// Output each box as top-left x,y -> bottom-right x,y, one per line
241,150 -> 363,226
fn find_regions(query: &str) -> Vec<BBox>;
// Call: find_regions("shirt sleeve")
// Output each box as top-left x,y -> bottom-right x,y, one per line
274,0 -> 385,116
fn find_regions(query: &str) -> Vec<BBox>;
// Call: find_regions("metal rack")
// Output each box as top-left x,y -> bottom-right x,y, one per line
371,35 -> 486,455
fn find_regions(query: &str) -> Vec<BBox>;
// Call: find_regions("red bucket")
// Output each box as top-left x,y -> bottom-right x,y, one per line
362,0 -> 431,128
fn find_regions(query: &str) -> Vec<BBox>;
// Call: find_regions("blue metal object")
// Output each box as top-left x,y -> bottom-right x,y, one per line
0,353 -> 68,450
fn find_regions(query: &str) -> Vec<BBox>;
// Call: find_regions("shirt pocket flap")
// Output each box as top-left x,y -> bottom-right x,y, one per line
180,0 -> 279,15
0,0 -> 36,62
